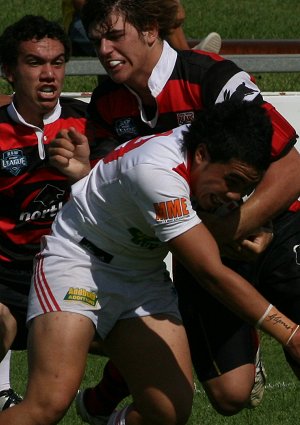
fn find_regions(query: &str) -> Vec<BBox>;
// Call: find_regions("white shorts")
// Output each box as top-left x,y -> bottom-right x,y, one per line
28,235 -> 180,339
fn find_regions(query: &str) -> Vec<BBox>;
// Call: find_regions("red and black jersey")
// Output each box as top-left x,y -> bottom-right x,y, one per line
88,41 -> 299,211
0,97 -> 88,267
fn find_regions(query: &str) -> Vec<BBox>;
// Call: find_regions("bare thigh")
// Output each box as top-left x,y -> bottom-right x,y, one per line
104,314 -> 194,424
26,312 -> 95,423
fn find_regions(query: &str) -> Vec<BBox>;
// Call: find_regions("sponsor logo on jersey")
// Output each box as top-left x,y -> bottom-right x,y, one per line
128,227 -> 160,250
1,149 -> 27,176
154,198 -> 189,222
19,184 -> 66,223
177,111 -> 194,125
293,244 -> 300,265
64,287 -> 98,306
115,117 -> 138,138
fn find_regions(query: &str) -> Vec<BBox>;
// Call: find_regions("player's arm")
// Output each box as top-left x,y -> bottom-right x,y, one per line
168,223 -> 300,359
238,147 -> 300,232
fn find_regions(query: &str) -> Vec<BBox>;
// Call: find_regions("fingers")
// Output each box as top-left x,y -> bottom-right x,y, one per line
49,128 -> 87,163
66,127 -> 88,146
241,231 -> 274,254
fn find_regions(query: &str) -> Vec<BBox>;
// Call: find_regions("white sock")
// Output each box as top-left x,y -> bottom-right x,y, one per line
0,350 -> 11,391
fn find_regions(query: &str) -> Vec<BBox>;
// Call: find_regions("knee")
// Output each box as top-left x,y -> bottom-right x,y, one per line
141,390 -> 193,425
0,303 -> 17,359
24,389 -> 75,424
0,303 -> 15,326
204,380 -> 252,416
210,389 -> 250,416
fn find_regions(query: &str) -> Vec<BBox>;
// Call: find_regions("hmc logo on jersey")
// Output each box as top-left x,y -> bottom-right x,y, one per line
154,198 -> 189,222
1,149 -> 27,176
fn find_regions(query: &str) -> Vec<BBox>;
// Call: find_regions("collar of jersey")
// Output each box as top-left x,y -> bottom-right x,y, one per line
7,98 -> 62,129
147,41 -> 177,98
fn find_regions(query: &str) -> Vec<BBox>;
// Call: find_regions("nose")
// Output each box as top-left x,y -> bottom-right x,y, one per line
40,64 -> 54,80
96,38 -> 113,56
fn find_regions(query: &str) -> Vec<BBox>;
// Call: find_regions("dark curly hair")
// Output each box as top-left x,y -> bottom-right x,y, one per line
183,101 -> 273,172
0,15 -> 71,70
81,0 -> 179,41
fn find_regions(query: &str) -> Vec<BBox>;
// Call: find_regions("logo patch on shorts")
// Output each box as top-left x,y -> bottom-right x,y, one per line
64,288 -> 98,306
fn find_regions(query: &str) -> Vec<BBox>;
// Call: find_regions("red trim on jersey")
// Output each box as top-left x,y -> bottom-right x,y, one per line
157,79 -> 203,113
262,102 -> 298,157
172,152 -> 192,187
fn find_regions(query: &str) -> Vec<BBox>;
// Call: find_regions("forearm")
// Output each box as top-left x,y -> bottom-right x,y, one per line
170,224 -> 299,344
236,149 -> 300,238
199,266 -> 297,345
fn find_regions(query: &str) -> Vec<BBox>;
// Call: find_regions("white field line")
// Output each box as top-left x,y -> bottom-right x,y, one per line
194,381 -> 298,394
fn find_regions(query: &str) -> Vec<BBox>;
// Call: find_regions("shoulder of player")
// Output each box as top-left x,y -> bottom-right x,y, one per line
175,49 -> 239,76
59,96 -> 88,118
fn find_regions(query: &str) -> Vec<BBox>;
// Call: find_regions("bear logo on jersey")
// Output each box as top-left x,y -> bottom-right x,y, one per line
1,149 -> 27,176
224,82 -> 258,102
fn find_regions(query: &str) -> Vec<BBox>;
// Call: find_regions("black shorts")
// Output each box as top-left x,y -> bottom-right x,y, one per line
255,210 -> 300,367
0,264 -> 32,350
173,259 -> 258,382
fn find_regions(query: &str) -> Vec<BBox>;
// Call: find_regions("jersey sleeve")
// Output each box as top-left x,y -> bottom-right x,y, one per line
123,163 -> 201,243
201,60 -> 298,159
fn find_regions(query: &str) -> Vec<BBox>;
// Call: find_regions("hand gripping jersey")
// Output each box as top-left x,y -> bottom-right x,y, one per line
0,97 -> 88,268
88,41 -> 299,212
52,125 -> 200,268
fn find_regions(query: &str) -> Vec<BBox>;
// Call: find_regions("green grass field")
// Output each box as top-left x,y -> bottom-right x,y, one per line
2,0 -> 300,424
11,334 -> 300,425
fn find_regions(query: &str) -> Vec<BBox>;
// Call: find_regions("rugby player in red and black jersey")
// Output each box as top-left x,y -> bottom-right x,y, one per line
31,0 -> 300,423
0,14 -> 100,411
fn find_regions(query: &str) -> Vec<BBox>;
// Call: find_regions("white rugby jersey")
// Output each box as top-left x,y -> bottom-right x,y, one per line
51,124 -> 201,267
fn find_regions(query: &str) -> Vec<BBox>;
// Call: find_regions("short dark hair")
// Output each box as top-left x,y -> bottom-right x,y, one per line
0,15 -> 71,70
183,101 -> 273,172
81,0 -> 179,41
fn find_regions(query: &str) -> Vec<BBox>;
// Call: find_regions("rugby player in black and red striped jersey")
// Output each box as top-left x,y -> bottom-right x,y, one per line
0,14 -> 97,411
20,1 -> 300,424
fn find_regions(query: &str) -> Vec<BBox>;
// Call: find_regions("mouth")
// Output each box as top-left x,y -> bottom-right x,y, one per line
106,59 -> 125,70
38,86 -> 57,98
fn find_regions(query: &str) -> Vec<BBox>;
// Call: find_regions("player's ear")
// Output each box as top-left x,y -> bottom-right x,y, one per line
1,64 -> 14,83
142,24 -> 159,46
195,144 -> 209,164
